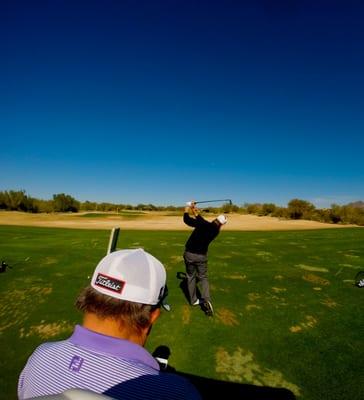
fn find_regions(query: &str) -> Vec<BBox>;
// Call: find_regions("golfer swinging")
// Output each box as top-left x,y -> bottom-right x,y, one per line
183,201 -> 227,316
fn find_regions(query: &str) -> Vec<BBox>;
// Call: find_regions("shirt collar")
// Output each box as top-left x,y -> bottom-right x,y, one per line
70,325 -> 160,371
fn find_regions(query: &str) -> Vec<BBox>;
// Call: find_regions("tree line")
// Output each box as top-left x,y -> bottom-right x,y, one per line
1,190 -> 363,226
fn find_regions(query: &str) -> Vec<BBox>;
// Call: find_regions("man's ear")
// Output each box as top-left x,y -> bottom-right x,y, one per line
150,308 -> 161,325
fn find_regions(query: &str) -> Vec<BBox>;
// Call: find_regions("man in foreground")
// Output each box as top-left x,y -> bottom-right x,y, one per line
18,249 -> 201,400
183,201 -> 227,316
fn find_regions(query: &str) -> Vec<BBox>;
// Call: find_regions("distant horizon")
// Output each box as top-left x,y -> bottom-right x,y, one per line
1,187 -> 362,209
2,1 -> 363,209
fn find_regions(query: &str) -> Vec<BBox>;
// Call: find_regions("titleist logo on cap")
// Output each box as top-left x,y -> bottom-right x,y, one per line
94,273 -> 125,294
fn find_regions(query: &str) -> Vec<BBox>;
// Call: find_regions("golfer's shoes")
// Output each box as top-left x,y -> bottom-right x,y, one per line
192,299 -> 200,306
202,300 -> 214,317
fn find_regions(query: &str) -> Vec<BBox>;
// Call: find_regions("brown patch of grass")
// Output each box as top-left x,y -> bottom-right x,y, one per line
274,275 -> 284,280
226,274 -> 246,281
290,315 -> 318,333
216,308 -> 239,326
43,257 -> 58,265
170,255 -> 183,264
20,320 -> 73,339
0,285 -> 52,333
303,315 -> 317,328
271,287 -> 287,293
290,326 -> 302,333
248,292 -> 261,301
245,304 -> 262,311
182,305 -> 191,325
296,264 -> 328,272
320,298 -> 338,308
215,347 -> 301,396
302,273 -> 330,286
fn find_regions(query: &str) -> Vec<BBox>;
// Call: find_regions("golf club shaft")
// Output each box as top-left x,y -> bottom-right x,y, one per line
195,199 -> 232,205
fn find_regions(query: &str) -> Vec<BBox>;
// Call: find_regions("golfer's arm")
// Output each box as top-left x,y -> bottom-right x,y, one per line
183,212 -> 198,227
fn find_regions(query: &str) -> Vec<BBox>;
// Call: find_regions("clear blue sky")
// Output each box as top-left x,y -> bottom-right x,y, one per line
2,0 -> 363,207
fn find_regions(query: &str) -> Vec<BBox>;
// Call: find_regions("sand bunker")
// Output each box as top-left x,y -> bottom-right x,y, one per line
0,211 -> 358,231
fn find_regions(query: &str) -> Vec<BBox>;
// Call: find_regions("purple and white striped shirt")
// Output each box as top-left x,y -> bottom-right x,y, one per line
18,325 -> 201,400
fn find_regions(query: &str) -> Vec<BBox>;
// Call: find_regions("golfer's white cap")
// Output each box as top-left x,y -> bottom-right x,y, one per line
217,215 -> 228,225
91,249 -> 168,308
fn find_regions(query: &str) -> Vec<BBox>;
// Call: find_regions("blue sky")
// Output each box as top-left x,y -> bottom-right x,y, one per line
1,0 -> 363,207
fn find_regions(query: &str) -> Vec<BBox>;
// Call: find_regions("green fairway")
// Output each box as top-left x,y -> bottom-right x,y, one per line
0,226 -> 363,399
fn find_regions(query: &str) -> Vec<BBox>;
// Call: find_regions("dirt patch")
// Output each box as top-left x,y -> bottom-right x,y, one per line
0,211 -> 358,231
215,347 -> 301,396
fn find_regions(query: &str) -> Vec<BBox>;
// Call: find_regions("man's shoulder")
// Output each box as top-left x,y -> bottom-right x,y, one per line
196,215 -> 208,224
29,338 -> 72,360
149,372 -> 201,399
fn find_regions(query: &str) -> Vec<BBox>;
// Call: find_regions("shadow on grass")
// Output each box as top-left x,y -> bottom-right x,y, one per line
180,372 -> 296,400
176,271 -> 201,305
105,345 -> 296,399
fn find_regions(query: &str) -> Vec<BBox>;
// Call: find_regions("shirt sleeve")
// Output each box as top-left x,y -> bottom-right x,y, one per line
183,212 -> 198,227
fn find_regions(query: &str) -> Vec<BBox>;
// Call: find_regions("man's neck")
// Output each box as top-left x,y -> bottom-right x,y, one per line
82,313 -> 146,346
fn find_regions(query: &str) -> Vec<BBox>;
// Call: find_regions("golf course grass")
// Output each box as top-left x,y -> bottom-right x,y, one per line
0,226 -> 363,399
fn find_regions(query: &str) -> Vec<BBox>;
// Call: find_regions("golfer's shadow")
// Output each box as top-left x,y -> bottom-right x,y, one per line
176,271 -> 201,304
106,345 -> 296,400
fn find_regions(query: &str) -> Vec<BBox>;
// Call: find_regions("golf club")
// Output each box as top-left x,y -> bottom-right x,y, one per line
107,227 -> 120,254
190,199 -> 232,206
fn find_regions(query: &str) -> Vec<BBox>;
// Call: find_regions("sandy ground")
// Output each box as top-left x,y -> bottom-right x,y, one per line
0,211 -> 358,231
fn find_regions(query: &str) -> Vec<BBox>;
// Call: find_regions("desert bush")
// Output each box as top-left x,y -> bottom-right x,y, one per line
52,193 -> 80,212
271,207 -> 289,218
262,203 -> 276,216
245,203 -> 262,214
287,199 -> 315,219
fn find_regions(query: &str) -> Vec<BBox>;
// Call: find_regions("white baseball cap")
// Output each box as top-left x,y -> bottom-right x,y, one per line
217,215 -> 228,225
91,249 -> 169,309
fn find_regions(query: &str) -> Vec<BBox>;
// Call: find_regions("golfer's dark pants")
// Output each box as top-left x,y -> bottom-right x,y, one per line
183,250 -> 210,304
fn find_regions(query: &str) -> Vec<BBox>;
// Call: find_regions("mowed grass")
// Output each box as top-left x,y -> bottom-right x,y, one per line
0,226 -> 363,399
